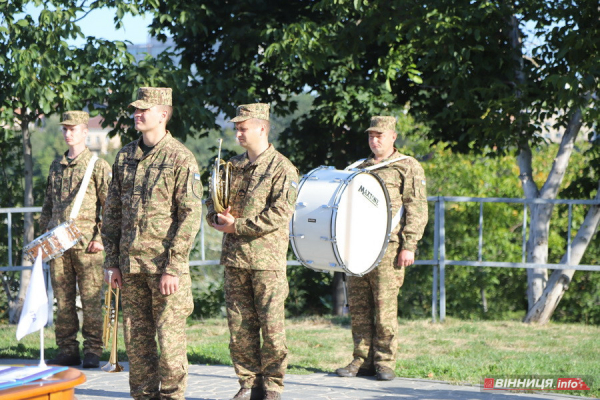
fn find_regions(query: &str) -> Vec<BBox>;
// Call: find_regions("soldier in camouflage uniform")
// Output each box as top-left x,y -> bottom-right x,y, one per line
336,116 -> 428,381
206,103 -> 298,400
102,87 -> 202,400
39,111 -> 111,368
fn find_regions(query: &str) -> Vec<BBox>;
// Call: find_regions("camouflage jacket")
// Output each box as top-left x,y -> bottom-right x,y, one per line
39,148 -> 111,249
206,144 -> 298,271
102,132 -> 202,276
357,149 -> 428,252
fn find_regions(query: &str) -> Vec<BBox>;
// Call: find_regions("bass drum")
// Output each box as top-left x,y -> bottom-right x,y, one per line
289,166 -> 391,276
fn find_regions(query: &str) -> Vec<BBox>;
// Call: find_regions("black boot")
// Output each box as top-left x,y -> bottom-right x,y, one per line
48,353 -> 81,366
82,353 -> 100,368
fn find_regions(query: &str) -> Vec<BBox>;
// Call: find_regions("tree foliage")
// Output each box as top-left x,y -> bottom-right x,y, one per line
0,0 -> 137,124
112,0 -> 597,168
126,0 -> 597,322
2,0 -> 597,322
0,0 -> 138,321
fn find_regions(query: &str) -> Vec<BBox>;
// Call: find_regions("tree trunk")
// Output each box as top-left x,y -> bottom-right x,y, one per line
524,183 -> 600,324
332,272 -> 347,316
0,143 -> 16,311
9,111 -> 34,324
507,14 -> 552,310
515,100 -> 584,313
526,204 -> 551,308
480,288 -> 488,313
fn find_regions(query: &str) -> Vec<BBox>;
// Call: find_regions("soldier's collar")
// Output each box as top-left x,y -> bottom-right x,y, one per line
248,143 -> 274,165
133,131 -> 173,160
60,147 -> 91,166
234,143 -> 274,169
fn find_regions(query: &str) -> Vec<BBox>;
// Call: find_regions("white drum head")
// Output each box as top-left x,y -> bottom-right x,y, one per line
334,173 -> 390,275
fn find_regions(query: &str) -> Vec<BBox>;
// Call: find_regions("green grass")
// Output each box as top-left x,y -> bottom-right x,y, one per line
1,317 -> 598,397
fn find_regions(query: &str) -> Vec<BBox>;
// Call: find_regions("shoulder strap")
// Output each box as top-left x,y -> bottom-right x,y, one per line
391,205 -> 404,231
345,156 -> 410,172
364,156 -> 410,171
69,155 -> 98,220
344,158 -> 367,171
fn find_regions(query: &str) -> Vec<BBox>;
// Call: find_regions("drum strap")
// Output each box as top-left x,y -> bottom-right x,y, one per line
69,155 -> 98,220
391,205 -> 404,231
363,156 -> 410,171
344,156 -> 410,171
344,159 -> 367,170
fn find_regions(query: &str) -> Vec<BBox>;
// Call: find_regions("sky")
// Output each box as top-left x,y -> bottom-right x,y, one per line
23,6 -> 151,47
72,8 -> 150,46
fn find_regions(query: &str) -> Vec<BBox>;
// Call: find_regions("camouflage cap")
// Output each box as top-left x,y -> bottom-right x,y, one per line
129,87 -> 172,109
229,103 -> 270,123
60,111 -> 89,126
365,116 -> 397,133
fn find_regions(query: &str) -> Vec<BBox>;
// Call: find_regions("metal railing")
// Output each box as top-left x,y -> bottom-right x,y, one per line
415,197 -> 600,322
2,197 -> 599,323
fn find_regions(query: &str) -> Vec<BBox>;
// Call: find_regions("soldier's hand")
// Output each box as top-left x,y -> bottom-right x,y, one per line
212,206 -> 236,234
105,267 -> 122,289
87,240 -> 104,253
216,206 -> 231,225
397,250 -> 415,267
160,273 -> 179,295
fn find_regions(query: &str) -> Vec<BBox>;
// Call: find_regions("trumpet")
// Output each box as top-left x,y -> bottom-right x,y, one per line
210,138 -> 232,213
102,270 -> 123,373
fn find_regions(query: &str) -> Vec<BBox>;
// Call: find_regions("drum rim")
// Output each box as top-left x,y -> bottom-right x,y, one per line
329,169 -> 361,273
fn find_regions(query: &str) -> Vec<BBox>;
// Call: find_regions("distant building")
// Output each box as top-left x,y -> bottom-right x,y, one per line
538,111 -> 594,143
85,115 -> 121,156
127,37 -> 177,62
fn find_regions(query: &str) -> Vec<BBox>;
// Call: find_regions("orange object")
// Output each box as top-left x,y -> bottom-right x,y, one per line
0,368 -> 86,400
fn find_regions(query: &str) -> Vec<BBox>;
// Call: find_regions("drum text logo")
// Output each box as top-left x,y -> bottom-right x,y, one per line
358,185 -> 379,207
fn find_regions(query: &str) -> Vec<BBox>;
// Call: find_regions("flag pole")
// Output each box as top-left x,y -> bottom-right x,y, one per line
39,328 -> 47,368
39,256 -> 47,368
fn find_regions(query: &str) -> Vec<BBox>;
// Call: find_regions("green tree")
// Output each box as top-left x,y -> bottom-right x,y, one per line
101,51 -> 217,145
0,0 -> 136,322
0,130 -> 25,323
32,116 -> 66,189
125,0 -> 598,323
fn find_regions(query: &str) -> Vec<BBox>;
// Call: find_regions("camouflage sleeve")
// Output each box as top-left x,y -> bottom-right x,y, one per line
400,161 -> 428,252
205,185 -> 218,226
165,157 -> 203,276
234,163 -> 298,237
102,161 -> 122,270
91,160 -> 111,244
39,172 -> 53,233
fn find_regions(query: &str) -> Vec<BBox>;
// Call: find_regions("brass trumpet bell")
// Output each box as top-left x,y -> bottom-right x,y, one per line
102,271 -> 124,373
210,138 -> 232,213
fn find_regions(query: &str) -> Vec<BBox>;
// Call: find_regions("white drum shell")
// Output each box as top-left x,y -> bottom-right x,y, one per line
290,166 -> 391,276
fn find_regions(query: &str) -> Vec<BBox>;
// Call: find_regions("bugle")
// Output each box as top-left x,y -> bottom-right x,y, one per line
102,270 -> 123,373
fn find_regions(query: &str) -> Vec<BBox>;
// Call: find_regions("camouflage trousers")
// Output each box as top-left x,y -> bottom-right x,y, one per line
224,267 -> 289,393
347,242 -> 405,370
121,273 -> 194,400
49,248 -> 104,357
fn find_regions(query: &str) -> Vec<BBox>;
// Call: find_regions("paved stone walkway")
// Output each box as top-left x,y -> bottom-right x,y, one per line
1,359 -> 590,400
